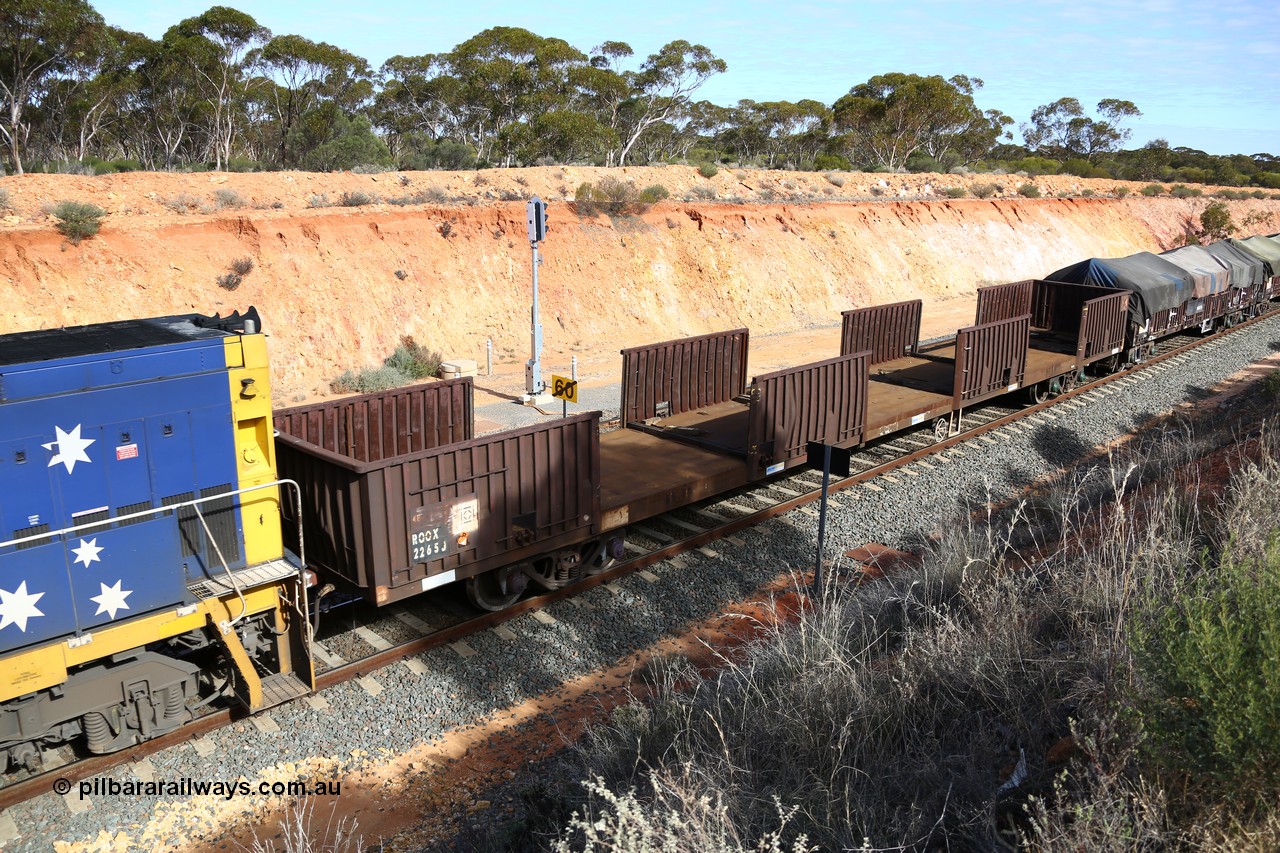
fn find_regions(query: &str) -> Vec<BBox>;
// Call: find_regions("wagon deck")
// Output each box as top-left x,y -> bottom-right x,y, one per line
598,426 -> 749,530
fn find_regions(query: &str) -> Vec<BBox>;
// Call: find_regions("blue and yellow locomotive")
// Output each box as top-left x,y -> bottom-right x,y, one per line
0,309 -> 312,769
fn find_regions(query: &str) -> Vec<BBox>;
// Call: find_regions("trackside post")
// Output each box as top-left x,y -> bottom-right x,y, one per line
806,441 -> 852,595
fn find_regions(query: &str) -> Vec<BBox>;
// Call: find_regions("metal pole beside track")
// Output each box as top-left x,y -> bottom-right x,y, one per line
813,444 -> 831,596
527,240 -> 544,396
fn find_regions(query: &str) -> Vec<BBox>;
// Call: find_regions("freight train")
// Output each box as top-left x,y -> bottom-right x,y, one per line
2,234 -> 1278,769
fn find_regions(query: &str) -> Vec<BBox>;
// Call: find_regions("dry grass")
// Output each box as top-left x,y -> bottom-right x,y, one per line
248,799 -> 377,853
529,417 -> 1280,851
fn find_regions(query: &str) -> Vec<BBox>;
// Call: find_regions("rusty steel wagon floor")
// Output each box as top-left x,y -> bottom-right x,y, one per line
873,338 -> 1078,396
626,399 -> 751,456
871,338 -> 958,395
1023,346 -> 1079,384
864,381 -> 952,438
599,423 -> 750,530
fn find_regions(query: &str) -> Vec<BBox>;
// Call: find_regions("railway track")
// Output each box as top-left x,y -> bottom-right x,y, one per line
0,313 -> 1262,813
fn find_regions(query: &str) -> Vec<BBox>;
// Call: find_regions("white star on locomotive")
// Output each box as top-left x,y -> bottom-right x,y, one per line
0,581 -> 46,632
71,537 -> 104,568
42,424 -> 95,474
90,580 -> 132,620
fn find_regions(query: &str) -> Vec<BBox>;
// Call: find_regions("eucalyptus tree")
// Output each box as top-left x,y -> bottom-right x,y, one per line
133,34 -> 204,169
163,6 -> 269,169
563,41 -> 631,164
684,100 -> 733,163
251,34 -> 373,166
37,26 -> 153,164
0,0 -> 105,173
374,53 -> 464,149
739,99 -> 832,169
615,40 -> 726,165
833,72 -> 1001,171
1022,97 -> 1141,161
719,99 -> 769,164
448,26 -> 586,165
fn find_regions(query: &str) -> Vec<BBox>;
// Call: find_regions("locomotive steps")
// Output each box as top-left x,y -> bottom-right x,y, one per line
1,166 -> 1278,404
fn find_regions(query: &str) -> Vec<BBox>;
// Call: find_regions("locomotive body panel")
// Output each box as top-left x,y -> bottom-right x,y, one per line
0,328 -> 253,657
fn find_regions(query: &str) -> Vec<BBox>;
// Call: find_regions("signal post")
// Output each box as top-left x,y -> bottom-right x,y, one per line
521,196 -> 554,405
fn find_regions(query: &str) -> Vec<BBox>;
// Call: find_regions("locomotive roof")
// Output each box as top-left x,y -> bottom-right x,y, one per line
0,308 -> 261,369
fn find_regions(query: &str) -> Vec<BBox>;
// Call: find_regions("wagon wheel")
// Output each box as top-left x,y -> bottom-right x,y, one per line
1096,353 -> 1123,375
1027,382 -> 1050,405
584,538 -> 621,576
931,417 -> 949,443
465,566 -> 526,612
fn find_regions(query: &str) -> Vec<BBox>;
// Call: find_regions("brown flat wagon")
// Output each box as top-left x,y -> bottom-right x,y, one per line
274,380 -> 608,610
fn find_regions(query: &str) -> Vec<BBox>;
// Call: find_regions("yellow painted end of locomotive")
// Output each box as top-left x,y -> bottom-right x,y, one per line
225,333 -> 283,565
0,585 -> 284,702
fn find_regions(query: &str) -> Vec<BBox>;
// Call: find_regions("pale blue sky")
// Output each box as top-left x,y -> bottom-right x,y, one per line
93,0 -> 1279,156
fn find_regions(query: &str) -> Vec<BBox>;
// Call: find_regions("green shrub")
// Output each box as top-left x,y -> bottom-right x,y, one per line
226,157 -> 274,173
697,162 -> 719,178
1009,156 -> 1062,177
687,185 -> 716,200
0,187 -> 10,211
1017,182 -> 1042,198
339,190 -> 377,207
52,201 -> 105,244
1141,183 -> 1166,197
300,113 -> 393,172
1170,184 -> 1202,198
398,137 -> 477,171
824,172 -> 846,188
944,186 -> 967,199
1115,186 -> 1131,198
1264,370 -> 1280,402
1251,189 -> 1267,199
165,193 -> 209,215
330,365 -> 412,395
575,178 -> 650,216
307,193 -> 332,208
1133,534 -> 1280,796
1200,201 -> 1235,239
970,182 -> 998,198
230,257 -> 254,276
1082,188 -> 1096,197
639,184 -> 670,203
383,337 -> 442,379
1062,158 -> 1113,179
905,152 -> 943,173
813,153 -> 851,171
94,158 -> 143,173
213,188 -> 246,209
